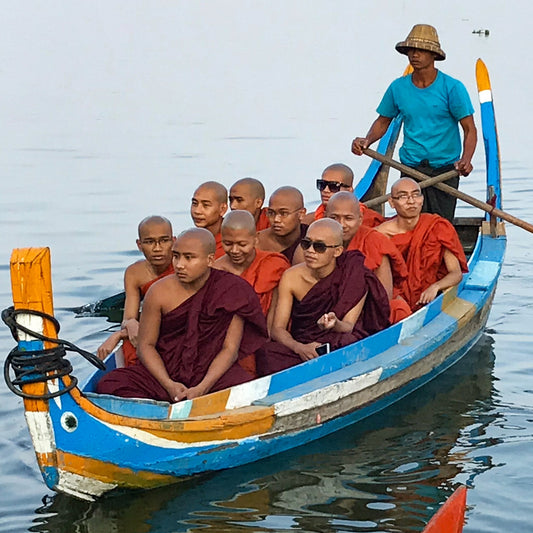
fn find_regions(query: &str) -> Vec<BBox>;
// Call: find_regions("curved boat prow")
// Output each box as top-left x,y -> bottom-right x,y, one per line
423,486 -> 467,533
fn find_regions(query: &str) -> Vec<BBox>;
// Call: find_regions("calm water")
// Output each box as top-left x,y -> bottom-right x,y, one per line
1,2 -> 532,532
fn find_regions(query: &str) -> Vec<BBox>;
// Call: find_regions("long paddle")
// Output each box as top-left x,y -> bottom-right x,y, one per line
364,170 -> 458,209
363,147 -> 533,234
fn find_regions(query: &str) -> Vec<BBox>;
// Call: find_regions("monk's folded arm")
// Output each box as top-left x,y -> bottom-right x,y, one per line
136,288 -> 176,392
436,249 -> 464,291
270,271 -> 302,352
193,314 -> 245,395
334,293 -> 368,333
374,256 -> 394,300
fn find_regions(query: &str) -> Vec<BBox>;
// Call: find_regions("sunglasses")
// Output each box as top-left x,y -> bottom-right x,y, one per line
300,238 -> 341,253
316,179 -> 351,193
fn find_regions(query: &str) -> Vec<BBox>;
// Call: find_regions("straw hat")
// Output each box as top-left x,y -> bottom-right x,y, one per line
395,24 -> 446,61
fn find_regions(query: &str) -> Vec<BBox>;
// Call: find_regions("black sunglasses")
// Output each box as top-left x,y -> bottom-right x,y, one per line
300,238 -> 341,254
316,179 -> 350,193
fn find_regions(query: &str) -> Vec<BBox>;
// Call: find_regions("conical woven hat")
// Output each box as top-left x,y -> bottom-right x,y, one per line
395,24 -> 446,61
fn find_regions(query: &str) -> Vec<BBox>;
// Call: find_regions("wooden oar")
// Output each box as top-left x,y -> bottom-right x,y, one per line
363,147 -> 533,234
364,170 -> 458,209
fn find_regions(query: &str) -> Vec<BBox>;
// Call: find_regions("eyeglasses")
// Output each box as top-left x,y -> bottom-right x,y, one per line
390,191 -> 423,201
300,238 -> 341,253
140,237 -> 173,247
266,208 -> 301,219
316,179 -> 351,193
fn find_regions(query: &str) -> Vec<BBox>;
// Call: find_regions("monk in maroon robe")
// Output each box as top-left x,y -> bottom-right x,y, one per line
97,228 -> 268,402
256,219 -> 390,376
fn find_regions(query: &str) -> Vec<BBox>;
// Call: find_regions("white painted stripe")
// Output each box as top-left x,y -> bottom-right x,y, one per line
273,368 -> 383,417
226,375 -> 272,410
100,419 -> 260,448
398,306 -> 428,343
56,470 -> 117,500
169,399 -> 193,419
17,313 -> 44,342
25,411 -> 56,454
48,379 -> 62,410
479,89 -> 492,104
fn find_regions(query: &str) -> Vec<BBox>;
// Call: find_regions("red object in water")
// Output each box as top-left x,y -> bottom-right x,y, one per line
423,486 -> 467,533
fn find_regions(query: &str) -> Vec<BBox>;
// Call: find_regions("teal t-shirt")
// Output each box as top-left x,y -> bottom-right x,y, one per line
377,71 -> 474,167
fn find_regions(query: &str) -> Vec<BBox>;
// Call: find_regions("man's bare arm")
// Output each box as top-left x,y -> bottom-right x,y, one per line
351,116 -> 393,156
455,115 -> 477,176
317,293 -> 367,333
186,314 -> 245,399
121,264 -> 143,346
418,249 -> 463,305
136,286 -> 185,401
271,269 -> 320,361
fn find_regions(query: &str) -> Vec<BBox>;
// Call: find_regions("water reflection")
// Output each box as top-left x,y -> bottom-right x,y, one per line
32,335 -> 499,533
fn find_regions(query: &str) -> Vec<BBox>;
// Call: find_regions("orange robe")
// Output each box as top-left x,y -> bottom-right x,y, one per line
347,225 -> 411,323
256,207 -> 271,231
214,232 -> 225,260
122,263 -> 175,366
239,249 -> 290,376
314,202 -> 385,227
391,213 -> 468,311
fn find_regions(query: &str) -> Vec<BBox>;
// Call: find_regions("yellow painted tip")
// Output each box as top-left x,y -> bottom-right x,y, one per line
476,58 -> 491,92
403,64 -> 413,76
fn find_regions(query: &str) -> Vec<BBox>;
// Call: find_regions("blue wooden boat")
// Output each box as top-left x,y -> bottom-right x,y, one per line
2,60 -> 505,501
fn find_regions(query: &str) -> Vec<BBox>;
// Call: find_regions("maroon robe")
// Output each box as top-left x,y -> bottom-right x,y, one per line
96,269 -> 268,401
281,224 -> 308,263
256,251 -> 390,376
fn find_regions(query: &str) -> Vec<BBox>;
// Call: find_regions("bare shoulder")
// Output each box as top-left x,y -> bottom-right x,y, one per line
302,211 -> 315,225
257,228 -> 274,249
376,218 -> 399,237
212,255 -> 230,272
124,259 -> 149,287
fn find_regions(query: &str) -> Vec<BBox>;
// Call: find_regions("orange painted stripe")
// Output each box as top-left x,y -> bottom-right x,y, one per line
56,450 -> 177,488
476,59 -> 491,92
188,389 -> 231,417
68,378 -> 275,440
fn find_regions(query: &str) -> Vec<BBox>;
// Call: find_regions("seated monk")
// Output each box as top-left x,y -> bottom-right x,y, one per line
325,192 -> 412,323
214,210 -> 291,376
255,219 -> 390,376
376,177 -> 468,311
257,186 -> 308,263
97,216 -> 175,365
191,181 -> 228,259
303,163 -> 384,227
229,177 -> 270,231
96,228 -> 268,402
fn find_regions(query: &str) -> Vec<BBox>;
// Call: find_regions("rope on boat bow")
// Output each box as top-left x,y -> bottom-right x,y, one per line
2,306 -> 105,399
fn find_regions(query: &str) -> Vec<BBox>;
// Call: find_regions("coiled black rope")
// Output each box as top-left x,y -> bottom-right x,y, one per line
2,307 -> 106,399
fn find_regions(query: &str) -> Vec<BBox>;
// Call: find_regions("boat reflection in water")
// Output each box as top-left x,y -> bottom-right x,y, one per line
32,334 -> 499,533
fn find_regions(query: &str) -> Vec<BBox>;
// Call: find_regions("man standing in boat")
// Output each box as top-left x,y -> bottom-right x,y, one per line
351,24 -> 477,222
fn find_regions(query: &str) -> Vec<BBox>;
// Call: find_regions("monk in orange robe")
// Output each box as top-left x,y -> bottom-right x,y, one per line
325,192 -> 411,323
214,210 -> 290,375
377,178 -> 468,311
96,228 -> 268,402
303,163 -> 385,227
256,219 -> 390,376
191,181 -> 228,259
229,177 -> 270,231
257,186 -> 308,263
97,216 -> 175,365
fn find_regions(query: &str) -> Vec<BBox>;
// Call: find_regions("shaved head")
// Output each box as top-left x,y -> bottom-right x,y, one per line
326,191 -> 360,215
176,227 -> 216,255
222,210 -> 256,236
194,181 -> 228,204
322,163 -> 354,187
138,215 -> 172,238
231,177 -> 265,201
269,186 -> 304,208
390,177 -> 421,195
307,218 -> 344,244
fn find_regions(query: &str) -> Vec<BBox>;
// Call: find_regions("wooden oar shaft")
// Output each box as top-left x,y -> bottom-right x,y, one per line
364,170 -> 458,209
364,148 -> 533,234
